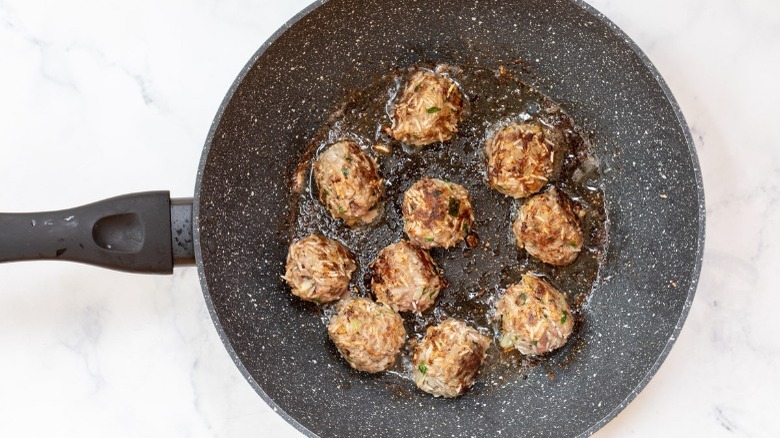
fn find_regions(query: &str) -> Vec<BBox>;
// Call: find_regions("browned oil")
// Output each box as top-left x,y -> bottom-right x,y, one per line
289,64 -> 608,394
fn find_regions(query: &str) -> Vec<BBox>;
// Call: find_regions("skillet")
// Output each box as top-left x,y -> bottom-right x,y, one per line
0,0 -> 705,436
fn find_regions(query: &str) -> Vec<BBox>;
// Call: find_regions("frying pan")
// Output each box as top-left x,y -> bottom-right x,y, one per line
0,0 -> 705,436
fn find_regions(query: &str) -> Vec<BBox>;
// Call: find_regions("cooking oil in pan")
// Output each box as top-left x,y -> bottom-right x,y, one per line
290,63 -> 608,394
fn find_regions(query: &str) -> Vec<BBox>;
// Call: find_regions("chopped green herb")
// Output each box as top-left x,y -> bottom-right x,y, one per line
344,155 -> 352,162
426,106 -> 441,114
323,188 -> 330,196
428,288 -> 436,299
424,237 -> 434,242
415,84 -> 422,91
341,168 -> 350,176
532,340 -> 538,347
418,364 -> 427,374
311,297 -> 321,303
519,293 -> 527,304
561,311 -> 568,324
338,206 -> 346,214
462,222 -> 471,233
568,241 -> 578,247
447,198 -> 460,216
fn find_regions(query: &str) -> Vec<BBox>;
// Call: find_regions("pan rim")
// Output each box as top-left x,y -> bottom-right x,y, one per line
564,4 -> 705,437
193,1 -> 328,437
192,1 -> 706,437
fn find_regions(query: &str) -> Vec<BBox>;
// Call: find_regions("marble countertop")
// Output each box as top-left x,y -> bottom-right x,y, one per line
1,0 -> 777,436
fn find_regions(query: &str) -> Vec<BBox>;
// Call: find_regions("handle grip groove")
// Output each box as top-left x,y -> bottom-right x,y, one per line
0,191 -> 194,274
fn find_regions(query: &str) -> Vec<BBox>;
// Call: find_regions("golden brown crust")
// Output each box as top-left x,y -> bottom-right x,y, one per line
327,297 -> 406,373
496,274 -> 574,355
313,140 -> 383,226
402,177 -> 474,249
390,70 -> 464,146
485,120 -> 559,198
513,186 -> 583,266
282,234 -> 356,303
412,319 -> 490,398
370,240 -> 446,313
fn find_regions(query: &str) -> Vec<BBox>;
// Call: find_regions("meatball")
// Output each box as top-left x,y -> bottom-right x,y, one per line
390,70 -> 464,146
485,120 -> 561,198
496,274 -> 574,356
513,186 -> 583,266
282,234 -> 356,303
412,319 -> 490,398
370,240 -> 446,313
313,140 -> 383,226
327,297 -> 406,373
402,177 -> 475,249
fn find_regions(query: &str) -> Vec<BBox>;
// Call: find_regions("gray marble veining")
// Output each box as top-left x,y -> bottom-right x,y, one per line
0,0 -> 777,437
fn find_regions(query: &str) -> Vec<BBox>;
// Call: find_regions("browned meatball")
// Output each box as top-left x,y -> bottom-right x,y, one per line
282,234 -> 356,303
496,274 -> 574,355
327,297 -> 406,373
390,70 -> 464,146
370,240 -> 446,313
412,319 -> 490,398
313,140 -> 383,226
402,177 -> 475,249
485,120 -> 561,198
513,186 -> 583,266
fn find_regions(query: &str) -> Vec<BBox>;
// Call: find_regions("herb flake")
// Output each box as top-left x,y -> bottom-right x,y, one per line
418,364 -> 427,374
447,198 -> 460,216
426,106 -> 441,114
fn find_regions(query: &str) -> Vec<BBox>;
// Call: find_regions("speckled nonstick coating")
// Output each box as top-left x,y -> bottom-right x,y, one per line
193,0 -> 705,436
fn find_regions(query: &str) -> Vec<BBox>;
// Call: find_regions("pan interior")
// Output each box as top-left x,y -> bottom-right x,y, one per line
195,0 -> 704,436
289,64 -> 608,388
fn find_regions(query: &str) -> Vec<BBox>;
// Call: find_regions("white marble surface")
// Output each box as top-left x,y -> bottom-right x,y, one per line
0,0 -> 777,436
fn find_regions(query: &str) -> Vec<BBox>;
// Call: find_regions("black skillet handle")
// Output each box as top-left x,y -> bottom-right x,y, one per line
0,191 -> 195,274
